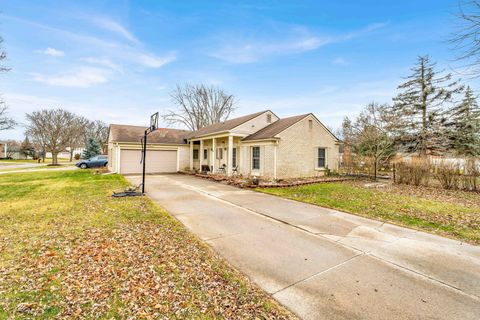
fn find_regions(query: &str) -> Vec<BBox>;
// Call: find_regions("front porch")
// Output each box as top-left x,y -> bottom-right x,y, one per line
188,135 -> 242,176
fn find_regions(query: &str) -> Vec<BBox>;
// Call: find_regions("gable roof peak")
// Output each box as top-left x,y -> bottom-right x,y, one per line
187,110 -> 274,139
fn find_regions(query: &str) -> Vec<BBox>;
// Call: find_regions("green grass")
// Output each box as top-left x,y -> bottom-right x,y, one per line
0,158 -> 72,164
0,164 -> 75,173
0,170 -> 293,319
258,182 -> 480,243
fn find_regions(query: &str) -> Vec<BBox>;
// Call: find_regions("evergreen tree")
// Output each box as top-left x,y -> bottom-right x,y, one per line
387,55 -> 463,156
81,138 -> 101,159
446,86 -> 480,156
20,136 -> 35,158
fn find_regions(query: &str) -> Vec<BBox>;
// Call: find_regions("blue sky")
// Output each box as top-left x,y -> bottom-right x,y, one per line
1,0 -> 476,139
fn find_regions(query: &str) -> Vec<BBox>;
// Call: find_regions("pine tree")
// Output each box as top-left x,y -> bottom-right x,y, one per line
20,136 -> 35,158
81,138 -> 101,159
387,55 -> 463,156
446,86 -> 480,157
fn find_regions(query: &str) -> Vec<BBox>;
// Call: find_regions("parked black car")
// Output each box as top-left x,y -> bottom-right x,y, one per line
76,155 -> 108,169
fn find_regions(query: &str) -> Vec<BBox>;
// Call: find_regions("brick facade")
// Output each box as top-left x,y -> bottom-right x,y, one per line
276,114 -> 339,179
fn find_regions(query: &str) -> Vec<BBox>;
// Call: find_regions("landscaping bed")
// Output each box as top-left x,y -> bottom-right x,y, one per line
258,179 -> 480,244
182,171 -> 352,188
0,170 -> 295,319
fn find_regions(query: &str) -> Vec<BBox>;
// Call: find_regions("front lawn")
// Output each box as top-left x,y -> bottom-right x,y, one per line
258,181 -> 480,244
0,170 -> 294,319
0,164 -> 75,173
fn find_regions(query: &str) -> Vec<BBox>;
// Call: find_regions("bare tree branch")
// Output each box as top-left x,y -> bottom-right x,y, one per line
0,101 -> 16,131
25,109 -> 78,165
450,0 -> 480,76
163,84 -> 236,131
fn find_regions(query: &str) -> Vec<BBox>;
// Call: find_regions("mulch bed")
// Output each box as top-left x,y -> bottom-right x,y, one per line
180,170 -> 353,188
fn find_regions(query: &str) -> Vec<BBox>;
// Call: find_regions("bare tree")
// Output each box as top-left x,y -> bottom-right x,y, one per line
66,116 -> 89,161
0,36 -> 14,131
451,0 -> 480,76
163,84 -> 236,131
0,36 -> 9,73
0,101 -> 16,131
347,102 -> 395,181
25,109 -> 77,165
85,120 -> 108,153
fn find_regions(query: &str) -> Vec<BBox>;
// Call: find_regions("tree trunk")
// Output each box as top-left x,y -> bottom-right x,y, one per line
52,152 -> 58,165
69,149 -> 74,162
373,158 -> 377,181
420,58 -> 428,158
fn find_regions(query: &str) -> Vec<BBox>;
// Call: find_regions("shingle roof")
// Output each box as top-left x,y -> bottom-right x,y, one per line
187,110 -> 269,139
109,124 -> 190,144
242,114 -> 310,141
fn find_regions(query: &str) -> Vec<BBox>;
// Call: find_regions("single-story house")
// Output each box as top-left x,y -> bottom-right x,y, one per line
0,141 -> 5,158
0,141 -> 28,160
107,110 -> 341,179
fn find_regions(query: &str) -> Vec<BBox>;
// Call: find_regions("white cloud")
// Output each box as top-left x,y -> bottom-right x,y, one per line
83,57 -> 121,71
39,47 -> 65,57
31,67 -> 110,88
137,52 -> 176,68
89,16 -> 140,44
6,15 -> 176,70
209,35 -> 329,64
209,22 -> 388,64
332,57 -> 349,66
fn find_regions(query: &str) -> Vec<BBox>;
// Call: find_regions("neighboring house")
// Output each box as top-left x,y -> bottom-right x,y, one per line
0,141 -> 5,158
0,141 -> 28,160
107,110 -> 341,179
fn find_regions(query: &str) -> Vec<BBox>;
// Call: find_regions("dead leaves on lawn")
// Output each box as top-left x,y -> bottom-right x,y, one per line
1,222 -> 294,319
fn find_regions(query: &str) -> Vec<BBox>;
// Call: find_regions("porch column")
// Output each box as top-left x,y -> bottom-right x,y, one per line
227,135 -> 233,176
189,141 -> 193,171
212,138 -> 216,173
199,139 -> 204,169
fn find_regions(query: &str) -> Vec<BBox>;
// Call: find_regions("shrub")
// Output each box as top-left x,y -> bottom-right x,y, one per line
394,158 -> 429,186
462,158 -> 479,192
434,161 -> 460,190
74,153 -> 81,160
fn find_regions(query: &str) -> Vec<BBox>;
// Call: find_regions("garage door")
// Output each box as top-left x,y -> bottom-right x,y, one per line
120,149 -> 177,174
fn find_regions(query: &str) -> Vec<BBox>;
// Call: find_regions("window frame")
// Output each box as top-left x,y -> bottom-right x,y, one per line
252,146 -> 260,170
232,148 -> 237,167
216,148 -> 223,160
316,147 -> 327,169
203,149 -> 208,160
193,149 -> 199,160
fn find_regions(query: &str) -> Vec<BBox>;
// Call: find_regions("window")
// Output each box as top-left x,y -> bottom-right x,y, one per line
267,113 -> 272,123
308,119 -> 313,130
203,149 -> 208,160
193,149 -> 199,160
232,148 -> 237,167
317,148 -> 326,168
216,148 -> 223,159
252,146 -> 260,170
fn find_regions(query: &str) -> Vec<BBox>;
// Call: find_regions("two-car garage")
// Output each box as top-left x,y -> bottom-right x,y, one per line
107,124 -> 191,175
119,149 -> 178,174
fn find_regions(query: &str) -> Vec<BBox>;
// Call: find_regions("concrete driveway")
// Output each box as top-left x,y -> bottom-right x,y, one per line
126,174 -> 480,320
